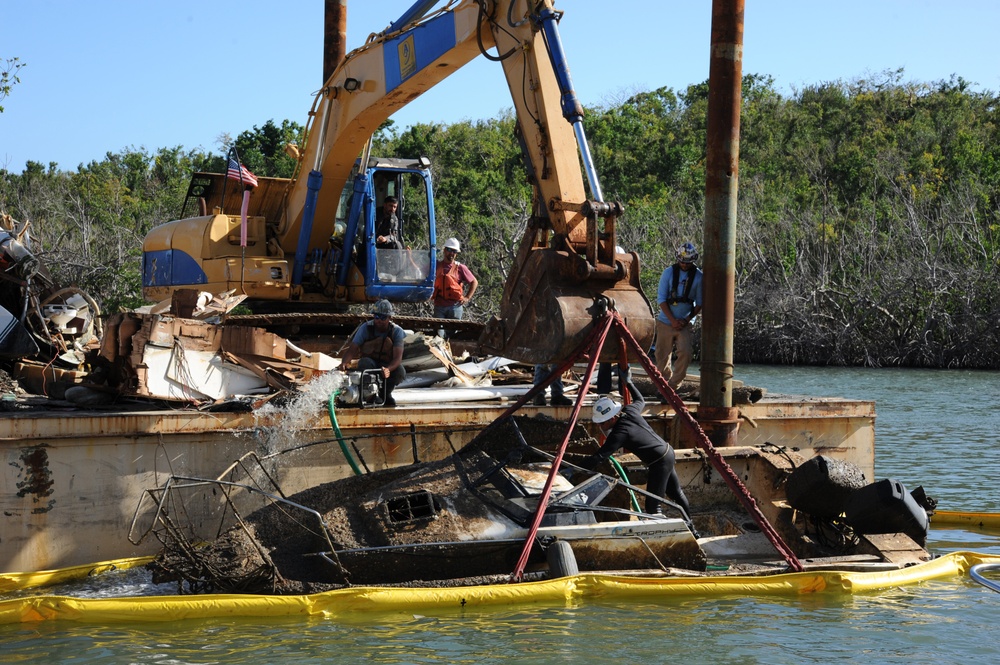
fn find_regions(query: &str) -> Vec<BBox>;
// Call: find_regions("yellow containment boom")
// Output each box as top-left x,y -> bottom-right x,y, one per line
3,552 -> 999,624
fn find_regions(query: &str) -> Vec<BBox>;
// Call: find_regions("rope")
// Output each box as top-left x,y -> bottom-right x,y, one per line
510,312 -> 613,581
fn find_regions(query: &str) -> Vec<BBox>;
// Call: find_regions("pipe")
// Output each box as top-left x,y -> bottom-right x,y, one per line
699,0 -> 744,444
387,0 -> 440,35
292,170 -> 324,287
291,91 -> 336,287
323,0 -> 347,85
336,172 -> 371,285
537,7 -> 604,202
971,562 -> 1000,593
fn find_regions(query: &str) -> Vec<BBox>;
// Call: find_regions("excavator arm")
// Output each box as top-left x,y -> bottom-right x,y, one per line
281,0 -> 652,363
282,1 -> 589,252
144,0 -> 653,364
479,0 -> 655,362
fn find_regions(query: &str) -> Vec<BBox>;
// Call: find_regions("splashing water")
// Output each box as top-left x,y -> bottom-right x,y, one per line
251,371 -> 349,454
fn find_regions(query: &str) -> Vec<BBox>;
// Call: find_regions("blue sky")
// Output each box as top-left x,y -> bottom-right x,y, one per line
3,1 -> 999,172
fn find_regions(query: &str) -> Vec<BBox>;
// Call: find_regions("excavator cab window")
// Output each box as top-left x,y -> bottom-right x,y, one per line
372,168 -> 434,288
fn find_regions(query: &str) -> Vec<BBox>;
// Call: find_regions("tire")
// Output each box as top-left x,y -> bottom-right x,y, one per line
546,540 -> 579,578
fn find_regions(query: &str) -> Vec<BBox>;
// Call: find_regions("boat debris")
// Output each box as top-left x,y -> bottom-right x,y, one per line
132,412 -> 935,594
1,214 -> 102,396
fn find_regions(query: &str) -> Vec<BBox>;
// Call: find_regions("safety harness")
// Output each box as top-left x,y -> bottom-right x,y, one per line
668,263 -> 696,305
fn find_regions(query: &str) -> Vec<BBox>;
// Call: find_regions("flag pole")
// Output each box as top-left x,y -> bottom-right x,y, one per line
227,147 -> 252,295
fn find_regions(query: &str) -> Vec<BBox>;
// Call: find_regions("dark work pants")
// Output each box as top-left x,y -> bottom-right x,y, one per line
646,448 -> 690,518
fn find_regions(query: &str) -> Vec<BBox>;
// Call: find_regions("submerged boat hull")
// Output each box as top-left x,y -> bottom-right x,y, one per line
331,519 -> 704,585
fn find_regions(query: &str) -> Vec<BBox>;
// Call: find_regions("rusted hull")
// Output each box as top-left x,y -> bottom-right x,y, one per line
0,396 -> 874,574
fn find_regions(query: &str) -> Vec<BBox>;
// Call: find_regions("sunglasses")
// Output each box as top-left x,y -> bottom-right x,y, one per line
373,313 -> 390,320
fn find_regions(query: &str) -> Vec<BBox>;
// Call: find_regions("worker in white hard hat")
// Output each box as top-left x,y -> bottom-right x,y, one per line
432,237 -> 478,325
583,377 -> 691,519
340,299 -> 406,407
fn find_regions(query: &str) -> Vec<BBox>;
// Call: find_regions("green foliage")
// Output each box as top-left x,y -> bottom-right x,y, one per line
230,119 -> 306,178
1,146 -> 213,314
1,57 -> 25,113
2,69 -> 998,367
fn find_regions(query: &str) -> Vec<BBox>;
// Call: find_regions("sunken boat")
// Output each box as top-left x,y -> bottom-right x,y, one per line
136,412 -> 935,594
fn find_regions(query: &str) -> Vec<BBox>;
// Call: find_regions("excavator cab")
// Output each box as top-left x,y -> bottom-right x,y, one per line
141,0 -> 654,351
142,158 -> 437,310
333,158 -> 437,303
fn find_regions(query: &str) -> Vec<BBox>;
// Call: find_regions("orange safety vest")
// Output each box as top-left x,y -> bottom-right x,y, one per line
434,261 -> 465,302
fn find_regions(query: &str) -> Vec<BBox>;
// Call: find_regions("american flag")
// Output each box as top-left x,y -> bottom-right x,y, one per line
226,158 -> 258,188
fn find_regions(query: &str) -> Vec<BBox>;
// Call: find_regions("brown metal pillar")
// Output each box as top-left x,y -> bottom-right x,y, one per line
324,0 -> 348,85
698,0 -> 744,447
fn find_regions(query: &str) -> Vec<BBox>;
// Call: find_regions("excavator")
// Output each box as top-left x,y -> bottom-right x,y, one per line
141,0 -> 653,364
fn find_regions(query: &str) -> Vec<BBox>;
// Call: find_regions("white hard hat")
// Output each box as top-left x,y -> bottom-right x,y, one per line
444,237 -> 461,252
592,396 -> 623,424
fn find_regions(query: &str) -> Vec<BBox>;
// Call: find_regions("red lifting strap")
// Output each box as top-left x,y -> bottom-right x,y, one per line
509,312 -> 612,581
508,309 -> 802,581
611,311 -> 803,572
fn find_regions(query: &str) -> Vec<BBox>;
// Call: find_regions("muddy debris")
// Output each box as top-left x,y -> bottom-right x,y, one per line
147,416 -> 630,594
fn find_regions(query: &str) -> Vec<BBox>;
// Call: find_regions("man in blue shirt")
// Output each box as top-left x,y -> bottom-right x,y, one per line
340,299 -> 406,407
655,242 -> 703,391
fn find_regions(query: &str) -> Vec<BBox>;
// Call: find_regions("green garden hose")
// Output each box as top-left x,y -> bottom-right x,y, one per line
328,391 -> 363,476
608,456 -> 642,512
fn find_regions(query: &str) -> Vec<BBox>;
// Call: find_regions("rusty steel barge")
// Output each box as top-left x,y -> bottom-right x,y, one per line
1,375 -> 882,575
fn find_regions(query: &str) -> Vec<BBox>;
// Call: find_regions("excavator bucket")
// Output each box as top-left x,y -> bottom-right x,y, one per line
479,247 -> 654,365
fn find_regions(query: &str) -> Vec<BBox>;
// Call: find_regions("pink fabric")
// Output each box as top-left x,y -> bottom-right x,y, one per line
240,190 -> 251,247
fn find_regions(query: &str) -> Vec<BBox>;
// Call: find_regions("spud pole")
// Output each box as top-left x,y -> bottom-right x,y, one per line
699,0 -> 744,447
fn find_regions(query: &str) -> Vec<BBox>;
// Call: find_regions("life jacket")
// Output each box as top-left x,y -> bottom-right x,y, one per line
434,261 -> 464,302
357,322 -> 396,363
668,263 -> 696,305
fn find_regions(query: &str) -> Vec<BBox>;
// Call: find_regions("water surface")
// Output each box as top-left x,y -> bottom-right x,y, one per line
2,366 -> 999,664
